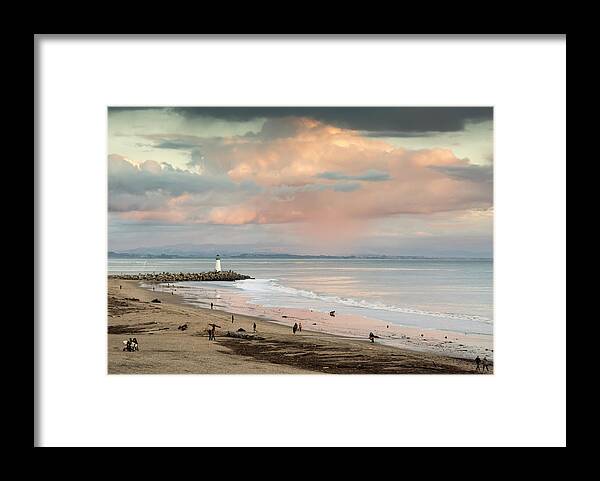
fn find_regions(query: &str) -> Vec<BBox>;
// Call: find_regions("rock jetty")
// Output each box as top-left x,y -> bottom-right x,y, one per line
108,270 -> 253,282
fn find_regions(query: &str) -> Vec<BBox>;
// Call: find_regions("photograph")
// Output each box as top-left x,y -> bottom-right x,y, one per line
107,107 -> 494,374
36,35 -> 565,447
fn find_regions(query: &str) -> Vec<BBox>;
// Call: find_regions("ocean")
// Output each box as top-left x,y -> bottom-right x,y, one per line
108,257 -> 493,336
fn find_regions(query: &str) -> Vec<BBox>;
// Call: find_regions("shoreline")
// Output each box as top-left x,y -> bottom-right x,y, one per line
147,280 -> 493,361
108,279 -> 492,374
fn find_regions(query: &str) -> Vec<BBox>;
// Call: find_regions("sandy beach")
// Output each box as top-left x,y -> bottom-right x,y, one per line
108,279 -> 492,374
146,279 -> 494,360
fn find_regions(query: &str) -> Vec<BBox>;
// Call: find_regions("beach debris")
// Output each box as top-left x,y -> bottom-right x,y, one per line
177,323 -> 188,331
329,311 -> 336,317
237,328 -> 246,332
225,331 -> 265,340
282,315 -> 288,318
109,322 -> 169,334
151,298 -> 161,303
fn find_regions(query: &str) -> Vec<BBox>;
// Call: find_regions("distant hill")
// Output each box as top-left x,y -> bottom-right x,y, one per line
108,250 -> 490,260
107,243 -> 491,260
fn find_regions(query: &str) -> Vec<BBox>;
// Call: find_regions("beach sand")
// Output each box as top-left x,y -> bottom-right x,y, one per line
108,279 -> 492,374
149,281 -> 494,360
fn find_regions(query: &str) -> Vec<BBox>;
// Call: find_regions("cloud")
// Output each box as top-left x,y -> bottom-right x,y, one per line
109,107 -> 493,135
153,139 -> 199,150
332,182 -> 361,192
430,164 -> 493,183
109,118 -> 493,242
107,154 -> 255,222
317,169 -> 391,182
108,154 -> 235,197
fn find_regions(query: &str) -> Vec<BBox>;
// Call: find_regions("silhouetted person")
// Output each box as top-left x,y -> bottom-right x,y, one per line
475,356 -> 481,372
232,314 -> 234,324
293,323 -> 298,334
119,285 -> 122,290
482,356 -> 490,373
210,302 -> 213,310
369,332 -> 375,343
253,322 -> 256,333
298,322 -> 302,332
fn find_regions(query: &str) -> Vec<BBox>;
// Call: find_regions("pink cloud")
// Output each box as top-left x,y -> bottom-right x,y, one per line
120,210 -> 188,223
110,118 -> 492,239
203,118 -> 491,227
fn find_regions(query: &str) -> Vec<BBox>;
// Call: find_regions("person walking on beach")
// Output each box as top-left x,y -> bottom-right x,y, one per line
475,356 -> 481,372
253,322 -> 256,333
369,332 -> 375,343
293,323 -> 298,334
482,356 -> 490,373
232,314 -> 234,324
298,322 -> 302,332
210,302 -> 213,310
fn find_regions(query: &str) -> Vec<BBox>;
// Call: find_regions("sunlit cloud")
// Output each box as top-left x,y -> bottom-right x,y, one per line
107,108 -> 493,256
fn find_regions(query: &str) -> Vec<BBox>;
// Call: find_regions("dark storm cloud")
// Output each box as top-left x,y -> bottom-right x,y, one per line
153,139 -> 199,150
109,107 -> 492,134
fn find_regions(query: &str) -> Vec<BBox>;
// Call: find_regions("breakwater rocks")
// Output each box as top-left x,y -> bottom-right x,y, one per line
109,270 -> 253,282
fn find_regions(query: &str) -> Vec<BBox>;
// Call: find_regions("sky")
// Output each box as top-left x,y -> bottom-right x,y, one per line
108,107 -> 493,257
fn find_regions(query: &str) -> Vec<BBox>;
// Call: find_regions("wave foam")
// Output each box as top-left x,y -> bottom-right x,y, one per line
231,279 -> 492,323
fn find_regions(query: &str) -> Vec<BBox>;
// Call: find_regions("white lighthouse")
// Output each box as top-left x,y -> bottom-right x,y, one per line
215,254 -> 222,272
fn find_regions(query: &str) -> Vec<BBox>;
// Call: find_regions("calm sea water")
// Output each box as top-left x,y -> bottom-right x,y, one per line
108,258 -> 493,335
